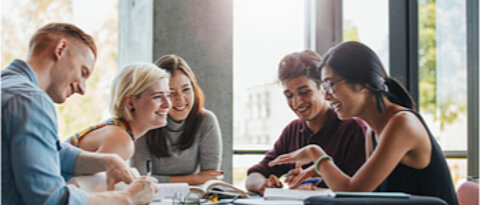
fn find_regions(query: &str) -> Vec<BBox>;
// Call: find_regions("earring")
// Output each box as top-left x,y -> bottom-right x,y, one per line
130,108 -> 135,112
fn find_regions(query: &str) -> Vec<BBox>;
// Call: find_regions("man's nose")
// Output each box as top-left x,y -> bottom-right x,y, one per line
76,81 -> 86,95
292,95 -> 302,107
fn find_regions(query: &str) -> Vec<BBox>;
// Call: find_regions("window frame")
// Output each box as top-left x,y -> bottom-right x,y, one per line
466,0 -> 479,179
390,0 -> 478,179
232,0 -> 479,181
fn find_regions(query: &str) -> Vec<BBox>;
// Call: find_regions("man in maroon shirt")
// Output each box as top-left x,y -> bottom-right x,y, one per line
245,50 -> 366,195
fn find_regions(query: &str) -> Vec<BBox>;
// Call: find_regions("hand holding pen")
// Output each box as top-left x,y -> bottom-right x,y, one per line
146,156 -> 152,177
284,173 -> 322,188
286,165 -> 320,189
283,164 -> 303,185
299,178 -> 323,186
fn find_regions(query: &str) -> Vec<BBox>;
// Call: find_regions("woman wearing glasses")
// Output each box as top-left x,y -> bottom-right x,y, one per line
269,41 -> 458,205
246,50 -> 366,195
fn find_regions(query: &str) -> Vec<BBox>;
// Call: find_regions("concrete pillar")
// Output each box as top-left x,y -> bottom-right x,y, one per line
118,0 -> 153,68
119,0 -> 234,183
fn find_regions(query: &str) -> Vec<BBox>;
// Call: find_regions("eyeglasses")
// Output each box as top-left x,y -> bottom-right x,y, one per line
320,79 -> 343,95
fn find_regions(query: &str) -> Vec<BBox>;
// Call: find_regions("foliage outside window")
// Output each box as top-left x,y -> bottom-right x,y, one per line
418,0 -> 467,131
418,0 -> 468,187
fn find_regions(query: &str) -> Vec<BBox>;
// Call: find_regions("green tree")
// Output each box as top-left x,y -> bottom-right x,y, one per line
418,0 -> 437,117
418,0 -> 466,130
343,20 -> 360,42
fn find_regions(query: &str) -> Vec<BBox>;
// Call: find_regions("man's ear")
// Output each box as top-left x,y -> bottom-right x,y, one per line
54,39 -> 68,60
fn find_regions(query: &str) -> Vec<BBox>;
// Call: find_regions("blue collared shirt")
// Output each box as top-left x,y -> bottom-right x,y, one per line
2,59 -> 87,205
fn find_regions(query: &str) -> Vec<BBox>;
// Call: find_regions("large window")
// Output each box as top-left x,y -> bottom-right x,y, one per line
343,0 -> 472,186
418,0 -> 468,187
342,0 -> 389,70
232,0 -> 306,187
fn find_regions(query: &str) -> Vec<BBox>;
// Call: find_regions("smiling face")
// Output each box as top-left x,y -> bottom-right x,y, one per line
320,66 -> 365,120
47,42 -> 95,103
283,75 -> 329,124
130,78 -> 171,128
168,70 -> 195,122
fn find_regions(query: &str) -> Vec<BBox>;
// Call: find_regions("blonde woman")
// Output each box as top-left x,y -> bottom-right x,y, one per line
131,55 -> 223,185
66,63 -> 171,160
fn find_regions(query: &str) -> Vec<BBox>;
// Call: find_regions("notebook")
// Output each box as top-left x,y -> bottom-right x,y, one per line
328,192 -> 411,198
263,188 -> 332,200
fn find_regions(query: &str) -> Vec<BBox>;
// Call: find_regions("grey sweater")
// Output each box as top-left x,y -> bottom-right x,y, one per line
130,109 -> 222,182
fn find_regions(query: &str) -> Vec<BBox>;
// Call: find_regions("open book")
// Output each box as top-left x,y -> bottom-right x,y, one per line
264,188 -> 332,200
189,180 -> 249,199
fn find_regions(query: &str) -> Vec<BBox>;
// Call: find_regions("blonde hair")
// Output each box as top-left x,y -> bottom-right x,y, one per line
109,63 -> 169,121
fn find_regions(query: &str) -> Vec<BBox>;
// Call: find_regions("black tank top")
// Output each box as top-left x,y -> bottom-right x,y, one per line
372,110 -> 458,205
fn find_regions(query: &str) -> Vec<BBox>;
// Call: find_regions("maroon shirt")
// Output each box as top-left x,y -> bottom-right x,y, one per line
248,109 -> 366,180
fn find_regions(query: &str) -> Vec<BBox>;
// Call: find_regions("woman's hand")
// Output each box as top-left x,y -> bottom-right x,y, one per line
284,164 -> 320,190
268,145 -> 325,167
288,165 -> 319,189
193,170 -> 224,184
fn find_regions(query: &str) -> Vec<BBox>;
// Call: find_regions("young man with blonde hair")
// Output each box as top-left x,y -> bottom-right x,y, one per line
2,23 -> 158,205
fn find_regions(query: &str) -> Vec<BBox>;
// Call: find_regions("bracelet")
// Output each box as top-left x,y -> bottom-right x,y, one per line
314,155 -> 333,175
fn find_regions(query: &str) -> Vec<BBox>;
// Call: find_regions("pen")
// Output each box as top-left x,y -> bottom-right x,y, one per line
299,178 -> 322,186
146,156 -> 151,176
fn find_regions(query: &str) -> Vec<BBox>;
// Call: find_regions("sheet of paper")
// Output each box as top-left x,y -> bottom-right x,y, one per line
229,198 -> 303,205
155,183 -> 189,199
263,188 -> 332,200
71,171 -> 189,200
72,172 -> 109,192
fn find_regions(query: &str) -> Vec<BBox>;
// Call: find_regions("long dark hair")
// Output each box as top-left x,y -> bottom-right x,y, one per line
146,54 -> 205,157
318,41 -> 415,112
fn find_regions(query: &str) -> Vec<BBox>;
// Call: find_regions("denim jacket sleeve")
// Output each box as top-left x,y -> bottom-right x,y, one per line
5,93 -> 87,205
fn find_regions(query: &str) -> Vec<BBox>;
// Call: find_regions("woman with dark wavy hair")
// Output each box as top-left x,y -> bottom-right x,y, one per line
270,41 -> 458,205
131,54 -> 223,185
